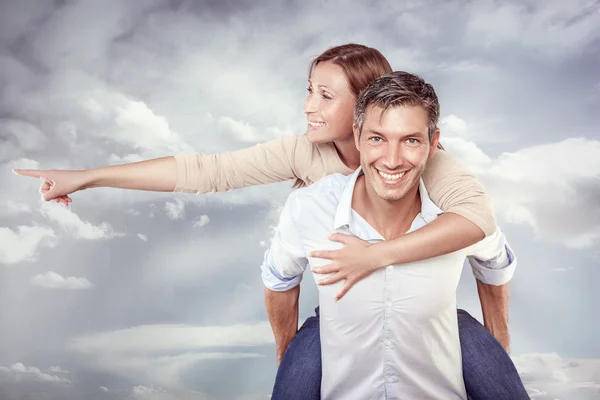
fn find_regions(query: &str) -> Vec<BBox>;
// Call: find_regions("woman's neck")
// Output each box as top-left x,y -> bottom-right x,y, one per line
334,136 -> 361,170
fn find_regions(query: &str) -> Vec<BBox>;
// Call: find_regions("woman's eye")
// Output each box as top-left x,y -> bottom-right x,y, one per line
306,87 -> 313,94
322,93 -> 333,100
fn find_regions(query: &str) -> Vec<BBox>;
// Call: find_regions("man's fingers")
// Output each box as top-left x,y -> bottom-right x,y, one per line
317,272 -> 344,286
311,263 -> 338,274
13,169 -> 44,178
309,250 -> 335,260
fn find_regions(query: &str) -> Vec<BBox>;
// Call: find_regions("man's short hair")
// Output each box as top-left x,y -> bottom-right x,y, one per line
354,71 -> 440,141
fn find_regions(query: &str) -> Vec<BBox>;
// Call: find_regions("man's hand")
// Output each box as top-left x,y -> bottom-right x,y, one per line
309,233 -> 380,301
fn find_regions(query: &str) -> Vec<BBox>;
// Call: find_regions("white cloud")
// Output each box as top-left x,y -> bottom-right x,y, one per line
6,201 -> 32,214
0,363 -> 71,385
218,117 -> 260,143
441,115 -> 468,136
164,199 -> 185,220
71,322 -> 273,354
192,215 -> 210,228
39,202 -> 122,240
514,353 -> 600,399
31,271 -> 93,290
99,386 -> 110,392
70,322 -> 271,388
138,233 -> 148,241
48,366 -> 69,373
443,137 -> 600,248
465,0 -> 600,58
131,385 -> 210,400
0,225 -> 57,264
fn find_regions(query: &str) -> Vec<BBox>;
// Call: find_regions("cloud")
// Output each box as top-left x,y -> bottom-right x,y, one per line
48,366 -> 69,373
39,202 -> 122,240
71,322 -> 273,354
514,353 -> 600,399
70,322 -> 272,388
464,0 -> 600,58
30,271 -> 93,290
0,225 -> 57,264
441,115 -> 468,136
6,201 -> 32,214
131,385 -> 210,400
442,135 -> 600,248
164,199 -> 185,220
192,215 -> 210,228
0,363 -> 71,385
0,118 -> 47,151
138,233 -> 148,241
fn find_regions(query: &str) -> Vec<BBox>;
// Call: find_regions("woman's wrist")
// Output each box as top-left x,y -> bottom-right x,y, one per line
369,240 -> 397,271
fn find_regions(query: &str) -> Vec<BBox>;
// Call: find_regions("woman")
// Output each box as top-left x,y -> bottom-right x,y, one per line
14,44 -> 529,399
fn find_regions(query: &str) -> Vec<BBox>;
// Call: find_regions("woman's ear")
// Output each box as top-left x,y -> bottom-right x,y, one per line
353,124 -> 361,151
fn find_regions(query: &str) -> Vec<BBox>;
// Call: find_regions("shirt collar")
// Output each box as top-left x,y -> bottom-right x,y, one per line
333,167 -> 443,231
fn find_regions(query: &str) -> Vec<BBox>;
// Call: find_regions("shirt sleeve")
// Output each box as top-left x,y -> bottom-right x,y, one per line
260,192 -> 309,292
173,135 -> 314,194
422,149 -> 497,237
466,227 -> 517,286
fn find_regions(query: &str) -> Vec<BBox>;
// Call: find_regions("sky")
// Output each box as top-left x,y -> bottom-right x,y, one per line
0,0 -> 599,399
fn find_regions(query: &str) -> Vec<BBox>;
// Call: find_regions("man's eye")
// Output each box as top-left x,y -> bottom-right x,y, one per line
370,137 -> 383,142
406,138 -> 419,144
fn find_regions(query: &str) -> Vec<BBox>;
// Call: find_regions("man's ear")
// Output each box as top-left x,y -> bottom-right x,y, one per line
429,129 -> 441,157
353,124 -> 361,151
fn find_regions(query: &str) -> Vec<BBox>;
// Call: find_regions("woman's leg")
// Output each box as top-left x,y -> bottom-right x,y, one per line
271,307 -> 322,400
458,309 -> 530,400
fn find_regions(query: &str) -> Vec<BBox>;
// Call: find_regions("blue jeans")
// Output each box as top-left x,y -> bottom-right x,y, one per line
271,307 -> 529,400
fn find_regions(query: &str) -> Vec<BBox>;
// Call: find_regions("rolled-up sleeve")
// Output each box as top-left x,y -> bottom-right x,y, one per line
260,193 -> 308,291
467,228 -> 517,286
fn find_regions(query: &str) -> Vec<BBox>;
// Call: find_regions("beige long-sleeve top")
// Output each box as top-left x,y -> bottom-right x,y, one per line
173,134 -> 496,236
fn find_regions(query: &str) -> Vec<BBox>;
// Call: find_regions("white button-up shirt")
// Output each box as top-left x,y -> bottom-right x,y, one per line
262,168 -> 516,400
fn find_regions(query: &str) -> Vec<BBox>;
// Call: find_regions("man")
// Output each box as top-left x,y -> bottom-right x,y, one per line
261,71 -> 518,399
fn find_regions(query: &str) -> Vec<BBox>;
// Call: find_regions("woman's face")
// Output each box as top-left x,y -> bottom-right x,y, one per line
304,61 -> 356,144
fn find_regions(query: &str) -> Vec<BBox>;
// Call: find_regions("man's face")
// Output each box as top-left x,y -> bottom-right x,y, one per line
354,105 -> 439,202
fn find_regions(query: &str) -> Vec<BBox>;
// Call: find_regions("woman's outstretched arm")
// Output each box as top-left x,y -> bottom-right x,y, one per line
13,135 -> 319,204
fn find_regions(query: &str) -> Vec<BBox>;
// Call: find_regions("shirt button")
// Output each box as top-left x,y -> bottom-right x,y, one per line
386,301 -> 392,308
387,377 -> 394,383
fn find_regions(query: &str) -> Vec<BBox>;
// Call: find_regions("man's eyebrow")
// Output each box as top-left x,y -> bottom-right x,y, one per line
366,129 -> 426,137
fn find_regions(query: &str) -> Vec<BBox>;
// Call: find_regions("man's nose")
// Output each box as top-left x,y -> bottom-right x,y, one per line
383,143 -> 403,170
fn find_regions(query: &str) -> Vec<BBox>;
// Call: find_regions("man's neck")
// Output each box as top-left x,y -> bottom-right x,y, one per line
351,175 -> 422,240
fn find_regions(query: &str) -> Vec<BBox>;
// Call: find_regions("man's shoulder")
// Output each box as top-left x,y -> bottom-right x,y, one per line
286,173 -> 349,211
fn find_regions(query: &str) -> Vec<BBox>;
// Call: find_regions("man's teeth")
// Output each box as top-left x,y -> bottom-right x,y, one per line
308,121 -> 326,127
378,170 -> 405,181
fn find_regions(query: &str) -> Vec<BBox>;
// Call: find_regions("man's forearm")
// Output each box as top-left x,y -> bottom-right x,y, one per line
264,285 -> 300,364
477,279 -> 511,353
